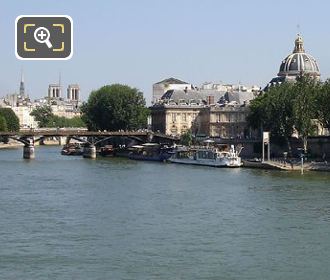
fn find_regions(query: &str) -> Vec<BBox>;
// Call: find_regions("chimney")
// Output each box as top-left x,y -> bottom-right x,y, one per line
207,95 -> 214,105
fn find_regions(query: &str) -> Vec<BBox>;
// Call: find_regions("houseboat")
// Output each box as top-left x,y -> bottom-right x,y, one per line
128,143 -> 173,161
168,145 -> 242,167
61,143 -> 83,156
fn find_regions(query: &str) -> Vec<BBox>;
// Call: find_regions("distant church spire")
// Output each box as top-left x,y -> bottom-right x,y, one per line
19,69 -> 25,97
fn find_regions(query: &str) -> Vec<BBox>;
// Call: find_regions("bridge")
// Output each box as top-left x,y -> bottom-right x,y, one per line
0,129 -> 179,159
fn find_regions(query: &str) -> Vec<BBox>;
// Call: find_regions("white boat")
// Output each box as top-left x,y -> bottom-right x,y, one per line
168,145 -> 242,167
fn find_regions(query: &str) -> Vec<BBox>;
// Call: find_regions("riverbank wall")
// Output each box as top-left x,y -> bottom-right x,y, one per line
218,136 -> 330,160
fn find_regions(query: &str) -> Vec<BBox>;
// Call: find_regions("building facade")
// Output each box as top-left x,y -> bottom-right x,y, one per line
151,83 -> 258,138
209,105 -> 251,139
11,106 -> 38,128
151,104 -> 252,139
151,105 -> 209,136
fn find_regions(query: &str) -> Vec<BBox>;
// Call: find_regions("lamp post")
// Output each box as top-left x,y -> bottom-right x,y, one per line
283,152 -> 288,167
262,131 -> 270,162
297,148 -> 304,175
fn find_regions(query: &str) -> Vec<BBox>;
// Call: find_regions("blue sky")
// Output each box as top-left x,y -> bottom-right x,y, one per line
1,0 -> 330,104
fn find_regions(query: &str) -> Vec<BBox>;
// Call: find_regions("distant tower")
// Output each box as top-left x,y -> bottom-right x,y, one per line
19,70 -> 25,97
48,73 -> 62,100
67,84 -> 80,102
48,84 -> 62,99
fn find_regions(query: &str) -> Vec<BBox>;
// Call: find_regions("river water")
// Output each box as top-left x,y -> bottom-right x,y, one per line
1,146 -> 330,279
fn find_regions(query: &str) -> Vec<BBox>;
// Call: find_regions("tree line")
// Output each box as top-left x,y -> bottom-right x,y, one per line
247,75 -> 330,154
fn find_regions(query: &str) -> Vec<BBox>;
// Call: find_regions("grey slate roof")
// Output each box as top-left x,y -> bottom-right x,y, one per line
225,91 -> 255,105
155,77 -> 190,85
160,89 -> 255,105
161,89 -> 225,104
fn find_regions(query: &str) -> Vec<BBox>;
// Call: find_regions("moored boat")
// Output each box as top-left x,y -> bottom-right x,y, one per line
168,145 -> 242,167
99,145 -> 115,157
128,143 -> 172,161
61,143 -> 83,156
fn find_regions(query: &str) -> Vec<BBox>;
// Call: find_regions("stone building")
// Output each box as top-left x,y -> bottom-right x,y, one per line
11,106 -> 38,128
151,104 -> 209,136
266,34 -> 320,89
48,84 -> 62,99
152,77 -> 192,104
150,85 -> 258,138
67,84 -> 80,102
209,105 -> 251,139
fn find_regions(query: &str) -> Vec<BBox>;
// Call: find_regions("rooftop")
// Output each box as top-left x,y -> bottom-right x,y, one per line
154,77 -> 190,85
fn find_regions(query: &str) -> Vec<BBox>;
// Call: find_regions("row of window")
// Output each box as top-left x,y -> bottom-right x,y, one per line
170,112 -> 199,122
167,112 -> 246,123
214,113 -> 247,123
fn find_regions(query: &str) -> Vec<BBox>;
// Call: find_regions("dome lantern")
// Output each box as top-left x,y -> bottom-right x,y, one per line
293,34 -> 304,53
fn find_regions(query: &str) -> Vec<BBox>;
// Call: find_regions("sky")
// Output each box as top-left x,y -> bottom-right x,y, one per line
1,0 -> 330,105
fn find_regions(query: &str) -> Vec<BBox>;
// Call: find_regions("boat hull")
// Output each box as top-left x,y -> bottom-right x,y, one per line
168,158 -> 242,167
129,153 -> 171,162
61,144 -> 83,156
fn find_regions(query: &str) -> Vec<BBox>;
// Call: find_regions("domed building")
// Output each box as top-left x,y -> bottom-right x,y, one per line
266,34 -> 320,88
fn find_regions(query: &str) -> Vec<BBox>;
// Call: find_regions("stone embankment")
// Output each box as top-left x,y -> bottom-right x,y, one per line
243,159 -> 330,172
0,143 -> 23,149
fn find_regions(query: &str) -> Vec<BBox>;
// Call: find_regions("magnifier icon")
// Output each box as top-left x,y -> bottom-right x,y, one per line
34,27 -> 53,48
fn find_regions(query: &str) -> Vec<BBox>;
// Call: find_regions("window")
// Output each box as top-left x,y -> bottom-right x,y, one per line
171,113 -> 176,122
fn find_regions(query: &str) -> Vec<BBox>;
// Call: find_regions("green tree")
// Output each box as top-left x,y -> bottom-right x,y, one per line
293,75 -> 319,153
31,105 -> 85,128
81,84 -> 149,131
0,115 -> 8,131
30,105 -> 54,127
317,79 -> 330,129
246,92 -> 269,133
0,108 -> 20,131
180,130 -> 193,146
48,115 -> 86,128
247,75 -> 321,154
247,82 -> 295,153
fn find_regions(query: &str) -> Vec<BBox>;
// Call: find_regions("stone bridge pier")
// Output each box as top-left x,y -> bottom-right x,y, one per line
22,137 -> 35,159
83,144 -> 96,159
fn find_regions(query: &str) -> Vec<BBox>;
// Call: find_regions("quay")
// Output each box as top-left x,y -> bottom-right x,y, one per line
242,159 -> 299,171
242,159 -> 330,172
1,130 -> 329,172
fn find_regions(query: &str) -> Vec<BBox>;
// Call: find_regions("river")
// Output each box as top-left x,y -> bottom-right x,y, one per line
1,146 -> 330,279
